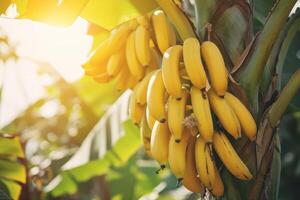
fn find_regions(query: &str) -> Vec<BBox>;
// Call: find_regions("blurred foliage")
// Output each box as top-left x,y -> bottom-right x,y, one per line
0,135 -> 25,200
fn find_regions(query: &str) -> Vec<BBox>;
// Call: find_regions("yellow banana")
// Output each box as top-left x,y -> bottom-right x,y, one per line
141,111 -> 152,139
195,137 -> 215,189
201,41 -> 228,96
224,92 -> 257,141
183,38 -> 207,89
107,50 -> 125,77
211,166 -> 224,197
142,136 -> 151,150
168,129 -> 190,179
126,74 -> 139,90
108,23 -> 132,53
147,70 -> 167,123
129,87 -> 145,125
208,89 -> 241,139
150,121 -> 171,168
135,25 -> 151,66
146,48 -> 161,73
115,64 -> 130,91
86,39 -> 111,67
126,31 -> 145,80
162,45 -> 183,99
93,72 -> 111,83
151,10 -> 171,53
146,107 -> 156,130
190,86 -> 214,142
213,131 -> 253,180
182,137 -> 205,194
83,62 -> 107,76
135,71 -> 156,105
167,89 -> 188,142
168,22 -> 176,46
137,15 -> 150,28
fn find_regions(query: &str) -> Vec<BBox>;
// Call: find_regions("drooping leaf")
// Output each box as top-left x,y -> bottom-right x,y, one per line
0,136 -> 25,199
0,136 -> 24,158
0,159 -> 26,183
0,179 -> 21,200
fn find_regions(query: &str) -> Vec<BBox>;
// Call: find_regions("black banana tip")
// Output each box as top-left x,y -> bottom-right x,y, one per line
175,139 -> 181,143
160,118 -> 166,123
176,178 -> 183,187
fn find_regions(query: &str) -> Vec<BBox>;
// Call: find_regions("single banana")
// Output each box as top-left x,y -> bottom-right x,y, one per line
168,22 -> 176,46
142,136 -> 151,150
224,92 -> 257,141
146,106 -> 156,130
183,38 -> 207,89
147,70 -> 167,123
83,62 -> 107,76
126,74 -> 139,90
208,89 -> 241,139
150,121 -> 171,169
115,64 -> 130,91
135,71 -> 156,105
201,41 -> 228,96
151,10 -> 171,53
168,129 -> 190,179
146,48 -> 161,73
190,86 -> 214,142
195,137 -> 215,189
211,166 -> 224,197
107,50 -> 125,77
129,87 -> 145,125
86,39 -> 111,67
182,137 -> 205,193
141,111 -> 152,139
135,25 -> 151,66
93,72 -> 111,83
108,23 -> 132,53
167,89 -> 188,142
126,31 -> 145,80
162,45 -> 183,99
213,131 -> 253,180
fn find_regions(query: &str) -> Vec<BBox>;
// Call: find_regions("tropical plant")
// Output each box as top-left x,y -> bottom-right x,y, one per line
0,0 -> 299,199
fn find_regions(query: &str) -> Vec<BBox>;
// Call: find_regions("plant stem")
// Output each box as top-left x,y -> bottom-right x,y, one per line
268,69 -> 300,127
239,0 -> 297,107
155,0 -> 196,40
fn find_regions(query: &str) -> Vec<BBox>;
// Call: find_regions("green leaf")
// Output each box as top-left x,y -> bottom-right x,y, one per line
0,179 -> 21,200
45,92 -> 144,197
0,136 -> 24,158
253,0 -> 276,26
80,0 -> 158,30
0,159 -> 26,183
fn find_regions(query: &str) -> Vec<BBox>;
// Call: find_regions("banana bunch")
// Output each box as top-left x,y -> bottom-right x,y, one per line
82,10 -> 176,91
128,36 -> 257,197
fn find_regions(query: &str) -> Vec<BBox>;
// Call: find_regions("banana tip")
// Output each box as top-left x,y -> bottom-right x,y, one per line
175,139 -> 181,143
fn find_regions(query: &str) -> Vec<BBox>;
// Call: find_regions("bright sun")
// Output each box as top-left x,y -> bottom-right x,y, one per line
0,6 -> 93,127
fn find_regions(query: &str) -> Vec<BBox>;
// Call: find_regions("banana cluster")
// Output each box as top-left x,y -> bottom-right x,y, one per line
82,10 -> 176,91
130,37 -> 258,196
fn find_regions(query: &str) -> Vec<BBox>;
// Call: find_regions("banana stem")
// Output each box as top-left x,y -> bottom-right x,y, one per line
154,0 -> 197,40
239,0 -> 297,107
268,69 -> 300,127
